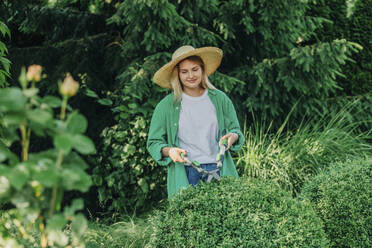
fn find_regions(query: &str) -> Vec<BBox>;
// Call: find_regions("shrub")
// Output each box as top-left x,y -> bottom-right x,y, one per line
148,177 -> 329,248
301,157 -> 372,248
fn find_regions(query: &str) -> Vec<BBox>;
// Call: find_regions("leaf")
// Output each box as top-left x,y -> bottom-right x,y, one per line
0,57 -> 11,73
123,144 -> 136,156
8,164 -> 29,190
0,88 -> 27,112
27,109 -> 53,126
138,178 -> 149,193
42,96 -> 62,108
0,175 -> 10,199
66,112 -> 87,134
3,112 -> 25,125
0,139 -> 19,164
53,134 -> 73,154
48,230 -> 69,246
0,21 -> 10,37
64,198 -> 84,217
61,168 -> 92,192
71,213 -> 88,237
0,142 -> 13,162
62,152 -> 88,170
128,103 -> 138,109
71,134 -> 96,154
85,89 -> 99,98
11,192 -> 29,209
31,160 -> 60,187
47,214 -> 67,231
22,88 -> 39,97
97,98 -> 113,106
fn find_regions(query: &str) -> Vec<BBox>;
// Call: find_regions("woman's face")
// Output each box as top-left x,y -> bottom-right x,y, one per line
178,59 -> 203,90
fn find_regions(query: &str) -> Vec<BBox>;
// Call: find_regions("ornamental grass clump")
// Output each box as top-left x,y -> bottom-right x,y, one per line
301,157 -> 372,248
148,177 -> 329,248
236,101 -> 372,195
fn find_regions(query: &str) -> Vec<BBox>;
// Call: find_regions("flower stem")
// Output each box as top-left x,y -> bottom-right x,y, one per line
20,122 -> 29,161
61,95 -> 68,121
48,150 -> 63,218
39,215 -> 47,248
48,95 -> 68,218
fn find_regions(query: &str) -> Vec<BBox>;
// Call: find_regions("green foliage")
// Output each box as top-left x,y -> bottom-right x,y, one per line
301,157 -> 372,248
92,55 -> 169,213
308,0 -> 372,95
108,0 -> 361,123
3,0 -> 367,215
0,20 -> 10,87
0,68 -> 94,247
236,102 -> 372,195
88,0 -> 365,213
235,39 -> 361,118
149,177 -> 329,247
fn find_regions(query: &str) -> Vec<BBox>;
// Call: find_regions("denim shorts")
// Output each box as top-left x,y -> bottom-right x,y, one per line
185,163 -> 219,186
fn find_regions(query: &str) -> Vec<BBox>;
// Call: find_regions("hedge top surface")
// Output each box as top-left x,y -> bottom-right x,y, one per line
148,177 -> 329,248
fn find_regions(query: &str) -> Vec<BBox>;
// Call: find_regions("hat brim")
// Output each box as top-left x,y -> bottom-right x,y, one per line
153,47 -> 223,89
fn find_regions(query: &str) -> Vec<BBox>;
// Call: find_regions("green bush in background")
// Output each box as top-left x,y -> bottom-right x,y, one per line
91,55 -> 169,214
308,0 -> 372,95
148,177 -> 329,248
301,157 -> 372,248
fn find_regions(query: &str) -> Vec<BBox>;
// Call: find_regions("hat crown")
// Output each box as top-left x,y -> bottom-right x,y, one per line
172,45 -> 195,60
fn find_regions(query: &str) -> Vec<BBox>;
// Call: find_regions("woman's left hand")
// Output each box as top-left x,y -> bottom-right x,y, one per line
219,132 -> 239,151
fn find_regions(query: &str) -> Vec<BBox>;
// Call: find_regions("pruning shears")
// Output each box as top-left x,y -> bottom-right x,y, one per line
180,129 -> 228,182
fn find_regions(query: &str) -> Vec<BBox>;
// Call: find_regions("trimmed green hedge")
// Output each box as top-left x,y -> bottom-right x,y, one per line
148,177 -> 329,248
301,158 -> 372,248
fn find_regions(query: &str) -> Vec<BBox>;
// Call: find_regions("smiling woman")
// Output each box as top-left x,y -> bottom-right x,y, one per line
147,45 -> 244,199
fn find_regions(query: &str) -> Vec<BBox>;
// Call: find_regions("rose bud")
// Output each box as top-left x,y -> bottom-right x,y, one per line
60,73 -> 79,97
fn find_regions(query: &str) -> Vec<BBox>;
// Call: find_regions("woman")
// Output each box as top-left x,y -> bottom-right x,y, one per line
147,45 -> 244,199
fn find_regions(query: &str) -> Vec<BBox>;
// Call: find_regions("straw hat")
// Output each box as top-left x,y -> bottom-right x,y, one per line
153,45 -> 223,89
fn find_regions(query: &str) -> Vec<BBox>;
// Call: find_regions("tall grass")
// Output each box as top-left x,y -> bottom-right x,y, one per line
235,101 -> 372,195
83,215 -> 151,248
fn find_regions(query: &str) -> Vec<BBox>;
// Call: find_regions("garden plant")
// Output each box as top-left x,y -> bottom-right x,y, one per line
149,177 -> 330,248
301,157 -> 372,248
0,64 -> 95,247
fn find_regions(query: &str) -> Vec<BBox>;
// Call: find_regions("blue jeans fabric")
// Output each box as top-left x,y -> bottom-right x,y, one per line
185,163 -> 219,186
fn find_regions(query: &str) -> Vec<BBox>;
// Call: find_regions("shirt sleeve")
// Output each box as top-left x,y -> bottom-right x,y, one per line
146,102 -> 173,166
224,96 -> 245,152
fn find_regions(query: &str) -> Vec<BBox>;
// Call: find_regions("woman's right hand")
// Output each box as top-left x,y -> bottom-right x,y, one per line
169,147 -> 187,163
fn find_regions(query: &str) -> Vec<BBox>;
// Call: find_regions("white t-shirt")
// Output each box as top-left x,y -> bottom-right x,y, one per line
178,89 -> 219,164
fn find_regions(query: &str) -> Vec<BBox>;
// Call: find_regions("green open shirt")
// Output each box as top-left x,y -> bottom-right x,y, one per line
146,89 -> 244,198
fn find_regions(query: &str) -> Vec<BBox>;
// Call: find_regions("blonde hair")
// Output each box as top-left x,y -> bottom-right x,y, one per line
170,56 -> 216,102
